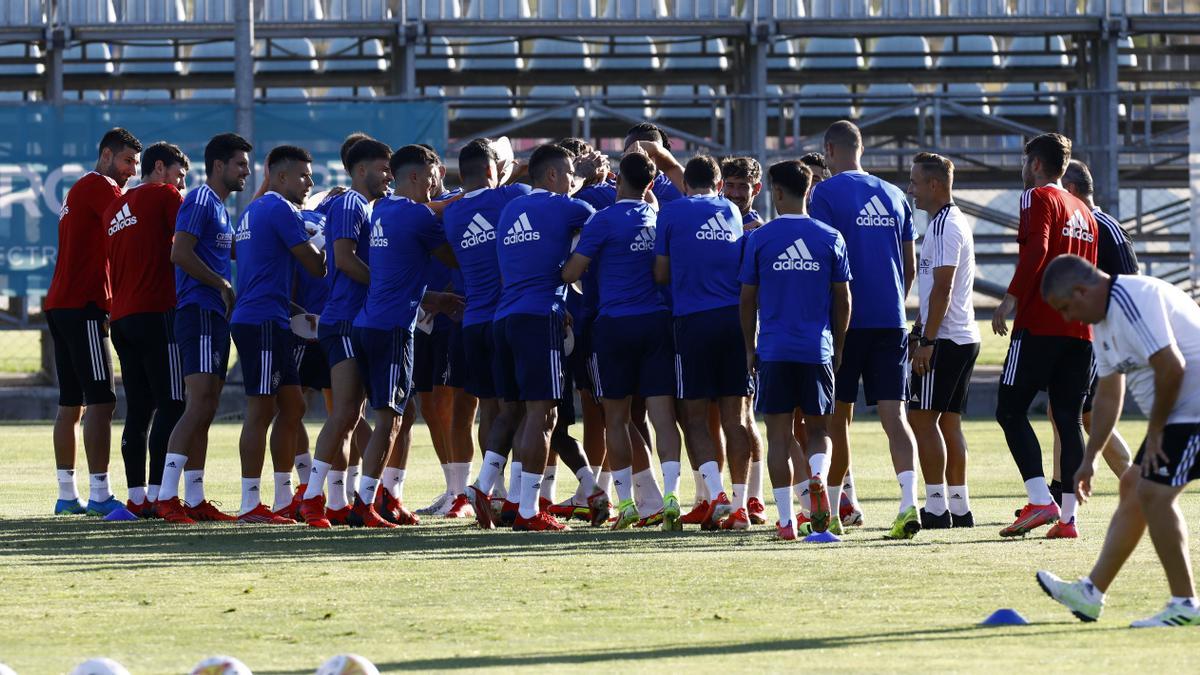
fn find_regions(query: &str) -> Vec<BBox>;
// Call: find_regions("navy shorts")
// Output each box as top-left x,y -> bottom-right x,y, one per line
352,325 -> 414,413
46,303 -> 117,406
447,322 -> 468,389
910,339 -> 980,414
835,327 -> 909,406
295,340 -> 331,390
230,321 -> 301,396
493,312 -> 567,402
569,316 -> 596,396
673,305 -> 753,400
317,319 -> 357,368
591,310 -> 675,400
462,321 -> 496,399
756,361 -> 835,416
174,304 -> 231,380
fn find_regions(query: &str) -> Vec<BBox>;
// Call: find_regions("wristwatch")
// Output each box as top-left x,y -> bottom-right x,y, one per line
918,336 -> 935,348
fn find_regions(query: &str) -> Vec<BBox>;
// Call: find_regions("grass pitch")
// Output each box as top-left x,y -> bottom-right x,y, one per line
1,419 -> 1197,673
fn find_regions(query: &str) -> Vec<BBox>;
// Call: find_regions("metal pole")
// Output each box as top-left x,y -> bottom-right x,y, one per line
1093,20 -> 1121,217
234,0 -> 255,212
1189,98 -> 1200,293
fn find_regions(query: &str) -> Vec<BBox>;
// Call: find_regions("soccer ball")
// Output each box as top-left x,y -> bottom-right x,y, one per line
191,655 -> 252,675
0,663 -> 17,675
69,658 -> 130,675
315,654 -> 379,675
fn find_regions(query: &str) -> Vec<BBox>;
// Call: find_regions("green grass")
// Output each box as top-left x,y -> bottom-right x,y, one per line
1,419 -> 1196,673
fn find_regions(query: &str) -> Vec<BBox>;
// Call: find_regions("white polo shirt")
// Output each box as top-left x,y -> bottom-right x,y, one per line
917,203 -> 980,345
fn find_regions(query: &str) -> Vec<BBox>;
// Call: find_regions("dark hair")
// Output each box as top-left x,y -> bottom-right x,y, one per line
624,122 -> 671,150
619,153 -> 655,194
204,132 -> 252,174
339,132 -> 374,171
345,138 -> 392,173
768,160 -> 813,200
1024,133 -> 1072,179
556,137 -> 593,156
799,152 -> 829,174
99,127 -> 142,158
529,143 -> 574,183
720,156 -> 761,184
1062,159 -> 1093,196
266,145 -> 313,171
823,120 -> 862,152
683,155 -> 721,190
140,141 -> 189,178
459,138 -> 498,182
389,144 -> 441,176
912,151 -> 954,186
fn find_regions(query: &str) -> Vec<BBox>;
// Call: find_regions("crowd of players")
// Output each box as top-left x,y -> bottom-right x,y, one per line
42,118 -> 1200,624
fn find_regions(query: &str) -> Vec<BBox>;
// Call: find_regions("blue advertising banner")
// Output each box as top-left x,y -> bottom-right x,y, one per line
0,101 -> 445,310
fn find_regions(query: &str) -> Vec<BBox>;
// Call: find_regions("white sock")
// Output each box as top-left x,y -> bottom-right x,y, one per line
575,465 -> 597,495
394,469 -> 408,501
897,470 -> 917,513
843,471 -> 859,506
346,464 -> 360,496
925,483 -> 948,516
808,452 -> 829,481
1170,596 -> 1199,607
828,484 -> 843,516
613,466 -> 634,503
476,451 -> 507,494
327,470 -> 348,510
732,483 -> 747,510
698,461 -> 725,500
239,477 -> 261,515
773,486 -> 794,529
693,469 -> 709,502
57,469 -> 79,501
159,455 -> 185,500
1079,577 -> 1104,600
455,462 -> 471,495
792,481 -> 805,503
597,470 -> 613,499
147,485 -> 159,503
661,460 -> 681,496
357,475 -> 379,505
88,473 -> 112,503
749,461 -> 764,501
507,461 -> 523,501
305,460 -> 332,500
948,485 -> 971,516
273,472 -> 293,511
1025,477 -> 1054,506
128,486 -> 146,505
1061,493 -> 1078,524
519,471 -> 542,519
382,467 -> 401,500
634,468 -> 664,515
540,465 -> 557,501
440,463 -> 453,493
294,452 -> 312,484
183,470 -> 205,507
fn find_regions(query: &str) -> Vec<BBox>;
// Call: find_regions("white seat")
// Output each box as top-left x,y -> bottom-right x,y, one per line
261,0 -> 324,20
769,37 -> 799,72
256,38 -> 320,73
947,0 -> 1006,14
796,83 -> 856,118
456,86 -> 519,121
746,1 -> 805,19
329,0 -> 392,19
674,0 -> 734,18
799,38 -> 863,70
121,43 -> 184,75
121,89 -> 173,100
325,37 -> 388,72
66,89 -> 108,101
869,36 -> 932,70
862,83 -> 920,117
596,36 -> 660,71
525,86 -> 583,121
662,38 -> 728,71
0,43 -> 44,76
993,82 -> 1059,117
189,42 -> 235,73
604,0 -> 667,19
943,82 -> 991,115
603,85 -> 655,121
465,0 -> 530,19
527,38 -> 592,71
61,0 -> 117,23
415,37 -> 457,72
936,35 -> 1001,69
459,38 -> 523,71
1005,35 -> 1071,68
1117,35 -> 1137,68
808,0 -> 870,18
192,0 -> 232,21
63,43 -> 115,75
659,85 -> 718,120
879,0 -> 940,16
120,0 -> 185,21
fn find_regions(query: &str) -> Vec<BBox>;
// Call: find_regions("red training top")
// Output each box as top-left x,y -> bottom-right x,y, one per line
45,172 -> 123,312
103,182 -> 184,321
1008,183 -> 1099,340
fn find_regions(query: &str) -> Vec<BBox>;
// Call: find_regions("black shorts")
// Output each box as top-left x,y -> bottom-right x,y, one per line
1082,360 -> 1100,415
46,303 -> 116,406
414,325 -> 466,393
1000,330 -> 1093,398
910,339 -> 980,414
462,321 -> 497,399
111,310 -> 184,408
835,327 -> 909,406
1135,424 -> 1200,487
295,340 -> 331,390
673,305 -> 753,400
591,310 -> 675,400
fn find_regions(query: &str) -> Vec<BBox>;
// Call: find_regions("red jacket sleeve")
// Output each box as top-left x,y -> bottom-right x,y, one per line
1007,189 -> 1052,299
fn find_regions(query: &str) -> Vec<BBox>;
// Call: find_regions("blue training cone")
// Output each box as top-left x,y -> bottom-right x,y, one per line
980,608 -> 1029,626
802,530 -> 841,543
103,506 -> 139,522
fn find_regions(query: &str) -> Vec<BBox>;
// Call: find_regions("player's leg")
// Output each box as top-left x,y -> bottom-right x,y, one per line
1134,479 -> 1198,626
941,413 -> 972,526
111,317 -> 154,512
375,399 -> 418,525
765,411 -> 799,539
794,362 -> 836,535
909,341 -> 951,529
47,309 -> 86,512
601,396 -> 639,529
1045,339 -> 1092,536
417,385 -> 454,513
443,387 -> 478,517
146,313 -> 185,513
56,306 -> 119,514
302,358 -> 364,526
679,398 -> 726,528
828,329 -> 865,505
352,405 -> 401,528
1101,419 -> 1134,477
717,394 -> 756,530
269,384 -> 306,517
348,325 -> 413,528
512,399 -> 560,530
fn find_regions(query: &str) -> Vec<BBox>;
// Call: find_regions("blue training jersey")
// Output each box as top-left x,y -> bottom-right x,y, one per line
654,193 -> 745,317
354,196 -> 446,331
574,200 -> 665,318
321,189 -> 372,322
294,210 -> 329,314
442,184 -> 532,327
494,189 -> 595,319
230,192 -> 310,327
739,214 -> 851,364
743,209 -> 762,226
174,183 -> 233,314
808,170 -> 914,330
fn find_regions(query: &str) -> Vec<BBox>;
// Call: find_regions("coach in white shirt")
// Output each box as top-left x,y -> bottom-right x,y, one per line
906,152 -> 982,530
1036,253 -> 1200,628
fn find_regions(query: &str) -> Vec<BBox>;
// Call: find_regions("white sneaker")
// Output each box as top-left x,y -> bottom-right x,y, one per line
415,491 -> 451,516
1036,571 -> 1104,622
1131,599 -> 1200,627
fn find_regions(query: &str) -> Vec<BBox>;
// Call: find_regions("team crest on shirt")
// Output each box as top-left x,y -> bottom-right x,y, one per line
461,213 -> 496,249
919,257 -> 932,275
855,195 -> 898,227
695,213 -> 737,241
215,230 -> 233,249
773,238 -> 820,271
629,227 -> 655,251
503,213 -> 540,245
271,371 -> 281,389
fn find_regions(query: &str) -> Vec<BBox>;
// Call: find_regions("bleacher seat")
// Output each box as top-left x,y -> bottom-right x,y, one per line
261,0 -> 324,20
597,36 -> 660,71
603,85 -> 655,121
862,83 -> 920,117
525,85 -> 583,121
869,36 -> 933,70
466,0 -> 530,18
936,35 -> 999,116
326,38 -> 389,72
799,38 -> 863,70
415,37 -> 458,72
527,2 -> 594,71
1,1 -> 46,24
808,0 -> 870,18
400,0 -> 457,19
604,0 -> 667,19
60,0 -> 117,23
189,42 -> 235,74
993,82 -> 1059,118
256,38 -> 320,73
63,43 -> 115,76
662,38 -> 728,71
1014,0 -> 1076,15
0,43 -> 44,101
120,0 -> 184,21
1004,35 -> 1071,68
192,0 -> 232,21
796,83 -> 856,119
746,0 -> 804,19
121,43 -> 184,75
328,0 -> 391,19
943,83 -> 990,115
674,0 -> 734,19
659,85 -> 719,120
456,86 -> 519,122
769,37 -> 799,72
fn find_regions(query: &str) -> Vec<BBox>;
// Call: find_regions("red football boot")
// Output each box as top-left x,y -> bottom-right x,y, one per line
299,494 -> 331,529
513,511 -> 568,531
1046,519 -> 1078,539
156,497 -> 196,525
808,476 -> 831,534
349,496 -> 398,528
393,502 -> 420,526
185,499 -> 237,522
680,500 -> 710,525
720,507 -> 751,530
237,503 -> 296,525
325,505 -> 351,526
746,497 -> 767,525
1000,503 -> 1061,538
466,485 -> 495,529
445,494 -> 474,519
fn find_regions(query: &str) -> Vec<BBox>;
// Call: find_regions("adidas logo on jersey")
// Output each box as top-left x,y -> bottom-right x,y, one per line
503,213 -> 540,245
1062,209 -> 1095,243
855,195 -> 898,228
773,238 -> 820,271
369,222 -> 389,247
106,203 -> 138,236
629,227 -> 655,251
695,213 -> 737,241
460,213 -> 496,249
234,214 -> 252,242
